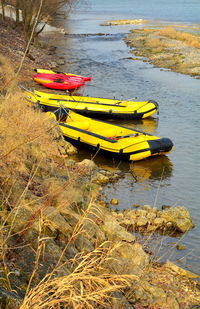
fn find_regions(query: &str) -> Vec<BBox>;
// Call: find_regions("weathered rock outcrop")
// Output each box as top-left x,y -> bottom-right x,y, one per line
114,205 -> 194,235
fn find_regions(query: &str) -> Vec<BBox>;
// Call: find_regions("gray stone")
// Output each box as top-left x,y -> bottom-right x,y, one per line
76,159 -> 97,174
136,216 -> 148,227
92,172 -> 109,184
74,234 -> 94,253
102,214 -> 135,243
164,261 -> 199,278
158,206 -> 194,233
141,204 -> 152,211
43,207 -> 72,236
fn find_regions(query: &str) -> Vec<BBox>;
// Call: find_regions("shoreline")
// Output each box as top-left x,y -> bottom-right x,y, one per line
101,19 -> 200,78
124,26 -> 200,79
0,16 -> 200,308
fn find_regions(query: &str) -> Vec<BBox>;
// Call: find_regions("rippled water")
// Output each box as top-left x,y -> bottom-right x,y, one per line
47,0 -> 200,275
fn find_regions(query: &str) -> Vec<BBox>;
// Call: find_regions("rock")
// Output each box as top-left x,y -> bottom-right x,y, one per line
141,204 -> 152,211
136,216 -> 148,227
58,139 -> 77,155
153,217 -> 166,226
74,234 -> 94,253
166,296 -> 180,309
50,61 -> 57,68
92,172 -> 109,184
57,59 -> 65,65
65,244 -> 78,259
76,159 -> 97,174
64,159 -> 76,168
135,209 -> 147,217
118,242 -> 149,267
146,225 -> 157,232
110,198 -> 119,205
102,214 -> 135,243
111,291 -> 132,308
162,204 -> 171,210
43,207 -> 72,236
141,281 -> 166,303
102,19 -> 147,26
176,244 -> 187,250
0,288 -> 22,309
175,218 -> 194,233
120,218 -> 134,227
158,206 -> 194,233
152,207 -> 158,213
146,212 -> 157,220
123,209 -> 137,219
7,205 -> 39,236
107,242 -> 149,276
133,203 -> 140,208
94,226 -> 106,243
164,261 -> 199,279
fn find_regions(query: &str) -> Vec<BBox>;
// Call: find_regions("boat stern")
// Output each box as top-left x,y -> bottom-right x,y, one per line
148,137 -> 174,155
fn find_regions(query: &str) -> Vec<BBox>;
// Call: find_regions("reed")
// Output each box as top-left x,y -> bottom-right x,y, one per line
158,27 -> 200,48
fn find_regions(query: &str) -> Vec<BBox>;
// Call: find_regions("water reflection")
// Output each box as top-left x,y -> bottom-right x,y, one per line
114,117 -> 158,133
74,143 -> 173,185
130,156 -> 173,183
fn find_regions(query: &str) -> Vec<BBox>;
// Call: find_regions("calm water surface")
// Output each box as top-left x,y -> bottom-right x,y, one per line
50,0 -> 200,274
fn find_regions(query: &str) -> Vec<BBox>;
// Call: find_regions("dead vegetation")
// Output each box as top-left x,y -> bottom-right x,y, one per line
125,27 -> 200,78
0,55 -> 138,308
158,26 -> 200,49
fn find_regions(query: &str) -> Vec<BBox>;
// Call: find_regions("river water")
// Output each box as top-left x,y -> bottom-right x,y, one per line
45,0 -> 200,275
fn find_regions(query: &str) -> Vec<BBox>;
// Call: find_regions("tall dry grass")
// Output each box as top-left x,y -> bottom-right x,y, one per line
20,242 -> 136,309
158,26 -> 200,48
0,55 -> 137,308
146,37 -> 166,53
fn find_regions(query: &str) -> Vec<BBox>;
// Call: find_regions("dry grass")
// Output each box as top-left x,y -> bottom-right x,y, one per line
146,38 -> 166,53
20,242 -> 136,309
158,26 -> 200,48
0,55 -> 137,308
0,54 -> 17,93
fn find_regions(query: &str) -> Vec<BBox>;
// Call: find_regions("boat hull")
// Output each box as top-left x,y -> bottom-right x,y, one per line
34,68 -> 92,81
25,90 -> 158,120
46,109 -> 173,162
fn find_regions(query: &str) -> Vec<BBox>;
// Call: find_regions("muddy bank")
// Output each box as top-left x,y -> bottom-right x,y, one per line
125,27 -> 200,78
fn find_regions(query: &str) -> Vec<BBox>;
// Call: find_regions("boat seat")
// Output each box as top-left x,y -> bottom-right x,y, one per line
92,127 -> 118,138
67,121 -> 90,130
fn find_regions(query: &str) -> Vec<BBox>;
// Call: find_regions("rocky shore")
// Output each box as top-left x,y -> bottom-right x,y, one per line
0,18 -> 200,309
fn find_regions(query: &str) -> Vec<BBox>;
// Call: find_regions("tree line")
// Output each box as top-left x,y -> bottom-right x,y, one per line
1,0 -> 75,42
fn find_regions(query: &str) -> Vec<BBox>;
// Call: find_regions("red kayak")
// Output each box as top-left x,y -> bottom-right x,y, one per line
33,75 -> 84,90
34,69 -> 92,82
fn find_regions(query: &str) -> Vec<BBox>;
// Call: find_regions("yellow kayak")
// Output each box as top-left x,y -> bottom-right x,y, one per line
47,109 -> 173,161
25,89 -> 158,120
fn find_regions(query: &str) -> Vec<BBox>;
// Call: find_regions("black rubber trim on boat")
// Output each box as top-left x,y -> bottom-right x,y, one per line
59,123 -> 117,143
148,138 -> 173,155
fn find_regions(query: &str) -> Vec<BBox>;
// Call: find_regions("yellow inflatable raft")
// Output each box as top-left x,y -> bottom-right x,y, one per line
25,89 -> 158,120
47,109 -> 173,161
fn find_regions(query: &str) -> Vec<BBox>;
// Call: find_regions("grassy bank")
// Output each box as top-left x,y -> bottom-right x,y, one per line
125,26 -> 200,78
0,21 -> 200,309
